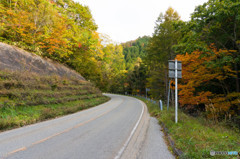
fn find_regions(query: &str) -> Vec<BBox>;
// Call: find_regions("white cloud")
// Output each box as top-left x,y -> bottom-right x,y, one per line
76,0 -> 208,43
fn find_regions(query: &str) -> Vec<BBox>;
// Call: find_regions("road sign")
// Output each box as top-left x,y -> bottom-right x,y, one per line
168,60 -> 182,79
168,60 -> 182,123
168,60 -> 182,70
169,70 -> 182,78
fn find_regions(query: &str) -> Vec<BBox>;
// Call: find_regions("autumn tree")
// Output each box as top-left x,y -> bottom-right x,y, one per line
177,46 -> 239,122
175,0 -> 240,92
0,0 -> 106,88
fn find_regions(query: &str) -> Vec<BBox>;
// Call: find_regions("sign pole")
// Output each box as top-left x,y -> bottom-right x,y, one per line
175,59 -> 178,123
168,60 -> 181,124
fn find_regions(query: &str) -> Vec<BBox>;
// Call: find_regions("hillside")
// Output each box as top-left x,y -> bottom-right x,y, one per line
0,42 -> 84,80
122,36 -> 150,71
0,0 -> 101,88
0,43 -> 109,130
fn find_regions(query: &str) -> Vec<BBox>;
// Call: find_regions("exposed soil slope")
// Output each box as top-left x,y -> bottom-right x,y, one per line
0,42 -> 84,80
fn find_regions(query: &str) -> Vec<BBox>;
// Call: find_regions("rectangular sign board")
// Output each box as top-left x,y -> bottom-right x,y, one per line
168,60 -> 182,70
168,60 -> 182,79
146,88 -> 150,92
169,70 -> 182,78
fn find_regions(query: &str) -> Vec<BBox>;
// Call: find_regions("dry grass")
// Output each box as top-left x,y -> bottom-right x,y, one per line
0,70 -> 108,131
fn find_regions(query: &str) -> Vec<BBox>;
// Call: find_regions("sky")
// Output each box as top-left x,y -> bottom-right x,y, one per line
76,0 -> 208,43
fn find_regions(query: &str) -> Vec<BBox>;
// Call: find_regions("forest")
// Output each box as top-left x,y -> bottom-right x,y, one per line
0,0 -> 239,127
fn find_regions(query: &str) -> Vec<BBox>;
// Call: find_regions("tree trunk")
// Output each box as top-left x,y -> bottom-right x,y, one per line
165,69 -> 168,103
234,63 -> 239,92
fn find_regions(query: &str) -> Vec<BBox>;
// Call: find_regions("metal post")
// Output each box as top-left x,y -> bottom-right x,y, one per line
167,80 -> 171,111
159,100 -> 163,111
146,88 -> 147,99
175,59 -> 178,123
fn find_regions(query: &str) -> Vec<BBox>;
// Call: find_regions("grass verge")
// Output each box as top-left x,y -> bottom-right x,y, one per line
0,70 -> 110,131
135,97 -> 240,159
0,96 -> 110,131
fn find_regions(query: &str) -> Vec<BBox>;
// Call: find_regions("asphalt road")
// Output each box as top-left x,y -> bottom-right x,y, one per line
139,117 -> 175,159
0,94 -> 174,159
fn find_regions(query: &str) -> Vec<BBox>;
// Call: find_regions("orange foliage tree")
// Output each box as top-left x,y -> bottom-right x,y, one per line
176,46 -> 239,121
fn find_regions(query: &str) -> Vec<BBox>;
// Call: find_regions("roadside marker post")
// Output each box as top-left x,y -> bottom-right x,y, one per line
168,60 -> 182,123
159,100 -> 163,111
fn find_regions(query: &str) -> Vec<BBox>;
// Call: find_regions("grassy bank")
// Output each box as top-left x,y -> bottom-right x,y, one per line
0,96 -> 109,131
136,97 -> 240,159
0,70 -> 110,131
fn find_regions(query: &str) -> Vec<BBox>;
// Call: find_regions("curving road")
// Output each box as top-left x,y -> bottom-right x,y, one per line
0,94 -> 174,159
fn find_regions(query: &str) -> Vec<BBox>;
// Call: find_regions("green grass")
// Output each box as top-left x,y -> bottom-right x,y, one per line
136,97 -> 240,159
0,96 -> 110,131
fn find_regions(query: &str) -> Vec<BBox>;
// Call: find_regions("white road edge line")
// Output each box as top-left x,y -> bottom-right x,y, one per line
114,98 -> 145,159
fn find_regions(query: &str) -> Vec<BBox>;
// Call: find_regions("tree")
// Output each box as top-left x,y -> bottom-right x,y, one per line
122,36 -> 150,71
100,44 -> 126,92
0,0 -> 104,88
145,7 -> 181,99
127,58 -> 148,95
176,0 -> 240,92
177,45 -> 238,122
